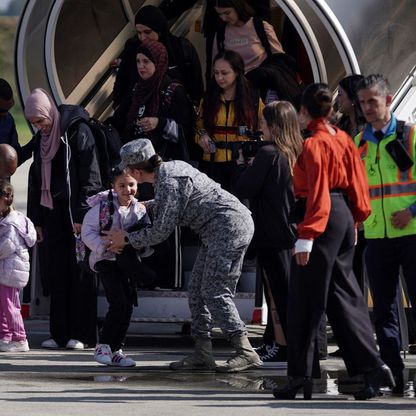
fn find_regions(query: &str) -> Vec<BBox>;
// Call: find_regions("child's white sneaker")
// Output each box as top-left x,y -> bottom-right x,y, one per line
0,339 -> 10,348
111,350 -> 136,367
41,338 -> 60,349
0,340 -> 29,352
94,344 -> 112,365
66,339 -> 85,350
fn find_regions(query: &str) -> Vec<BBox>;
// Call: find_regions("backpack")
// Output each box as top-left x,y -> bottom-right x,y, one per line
75,189 -> 115,274
83,118 -> 122,189
161,82 -> 201,161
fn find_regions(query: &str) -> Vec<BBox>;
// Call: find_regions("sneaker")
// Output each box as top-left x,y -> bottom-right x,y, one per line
258,342 -> 287,367
94,344 -> 112,365
254,343 -> 269,357
0,339 -> 29,352
66,339 -> 85,350
41,338 -> 60,349
0,339 -> 10,348
111,350 -> 136,367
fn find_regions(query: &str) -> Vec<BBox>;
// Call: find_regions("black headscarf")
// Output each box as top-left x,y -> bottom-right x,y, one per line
134,5 -> 169,42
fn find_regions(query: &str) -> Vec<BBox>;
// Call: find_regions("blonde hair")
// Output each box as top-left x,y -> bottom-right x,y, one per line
262,101 -> 303,174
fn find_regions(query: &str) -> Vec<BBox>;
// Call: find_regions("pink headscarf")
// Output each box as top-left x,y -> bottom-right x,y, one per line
25,88 -> 61,209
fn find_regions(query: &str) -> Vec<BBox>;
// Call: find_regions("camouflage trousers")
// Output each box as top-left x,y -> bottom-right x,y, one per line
188,220 -> 254,339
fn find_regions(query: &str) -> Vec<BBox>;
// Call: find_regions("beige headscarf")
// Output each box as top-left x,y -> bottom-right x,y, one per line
25,88 -> 61,209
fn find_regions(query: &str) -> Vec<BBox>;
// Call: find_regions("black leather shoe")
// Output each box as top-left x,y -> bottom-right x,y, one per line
353,364 -> 395,400
272,376 -> 313,400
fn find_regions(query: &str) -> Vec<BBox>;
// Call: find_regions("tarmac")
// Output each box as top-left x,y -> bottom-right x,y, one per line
0,318 -> 415,416
3,150 -> 416,415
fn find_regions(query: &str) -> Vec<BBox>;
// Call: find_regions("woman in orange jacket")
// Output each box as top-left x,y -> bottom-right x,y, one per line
273,83 -> 394,400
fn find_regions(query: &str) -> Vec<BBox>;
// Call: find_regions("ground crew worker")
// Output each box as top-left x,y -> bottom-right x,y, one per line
103,138 -> 261,372
355,74 -> 416,395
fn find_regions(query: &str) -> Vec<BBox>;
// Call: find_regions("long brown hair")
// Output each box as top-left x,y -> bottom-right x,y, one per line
202,50 -> 257,136
262,101 -> 303,174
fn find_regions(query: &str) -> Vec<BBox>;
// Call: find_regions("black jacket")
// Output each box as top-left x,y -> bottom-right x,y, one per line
234,144 -> 296,249
112,34 -> 203,108
27,104 -> 102,226
112,75 -> 195,162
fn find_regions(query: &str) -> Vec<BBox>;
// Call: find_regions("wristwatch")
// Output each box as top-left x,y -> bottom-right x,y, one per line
124,235 -> 130,245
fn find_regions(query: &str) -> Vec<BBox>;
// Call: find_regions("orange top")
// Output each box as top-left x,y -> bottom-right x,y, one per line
293,118 -> 371,240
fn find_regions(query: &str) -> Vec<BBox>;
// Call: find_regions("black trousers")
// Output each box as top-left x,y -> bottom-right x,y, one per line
42,201 -> 97,346
287,194 -> 382,378
257,247 -> 290,345
365,235 -> 416,375
96,260 -> 134,352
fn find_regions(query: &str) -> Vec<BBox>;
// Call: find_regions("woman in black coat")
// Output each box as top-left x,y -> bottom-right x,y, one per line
113,40 -> 194,163
112,5 -> 203,109
25,88 -> 102,350
235,100 -> 303,364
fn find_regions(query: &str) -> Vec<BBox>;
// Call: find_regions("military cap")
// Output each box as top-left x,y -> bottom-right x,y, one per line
118,138 -> 156,170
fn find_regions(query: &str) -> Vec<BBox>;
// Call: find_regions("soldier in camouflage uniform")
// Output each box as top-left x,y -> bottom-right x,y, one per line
104,138 -> 261,372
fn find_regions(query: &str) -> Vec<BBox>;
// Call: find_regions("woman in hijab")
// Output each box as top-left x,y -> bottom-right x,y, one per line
112,4 -> 203,109
25,88 -> 102,350
117,39 -> 194,163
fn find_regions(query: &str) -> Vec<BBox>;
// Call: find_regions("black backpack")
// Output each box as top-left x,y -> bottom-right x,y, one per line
161,82 -> 201,161
82,118 -> 122,189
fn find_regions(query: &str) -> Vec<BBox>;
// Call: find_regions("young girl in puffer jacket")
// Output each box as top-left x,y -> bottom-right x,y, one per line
81,167 -> 153,367
0,179 -> 37,352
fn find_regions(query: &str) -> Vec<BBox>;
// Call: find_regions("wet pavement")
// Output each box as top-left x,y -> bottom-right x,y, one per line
4,162 -> 416,414
0,319 -> 415,416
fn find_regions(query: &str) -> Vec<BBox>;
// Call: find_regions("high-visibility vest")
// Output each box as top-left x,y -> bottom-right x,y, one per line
355,124 -> 416,238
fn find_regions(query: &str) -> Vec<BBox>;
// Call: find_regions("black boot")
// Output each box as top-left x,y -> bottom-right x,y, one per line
353,364 -> 395,400
272,376 -> 313,400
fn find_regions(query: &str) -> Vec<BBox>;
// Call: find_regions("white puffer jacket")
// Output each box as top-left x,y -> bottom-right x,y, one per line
0,210 -> 37,288
81,190 -> 148,271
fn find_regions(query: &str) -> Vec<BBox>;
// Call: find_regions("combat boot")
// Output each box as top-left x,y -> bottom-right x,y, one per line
170,337 -> 217,371
216,334 -> 262,373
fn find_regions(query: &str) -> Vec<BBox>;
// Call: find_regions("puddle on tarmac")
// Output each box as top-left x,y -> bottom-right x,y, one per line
6,368 -> 415,397
84,369 -> 415,398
